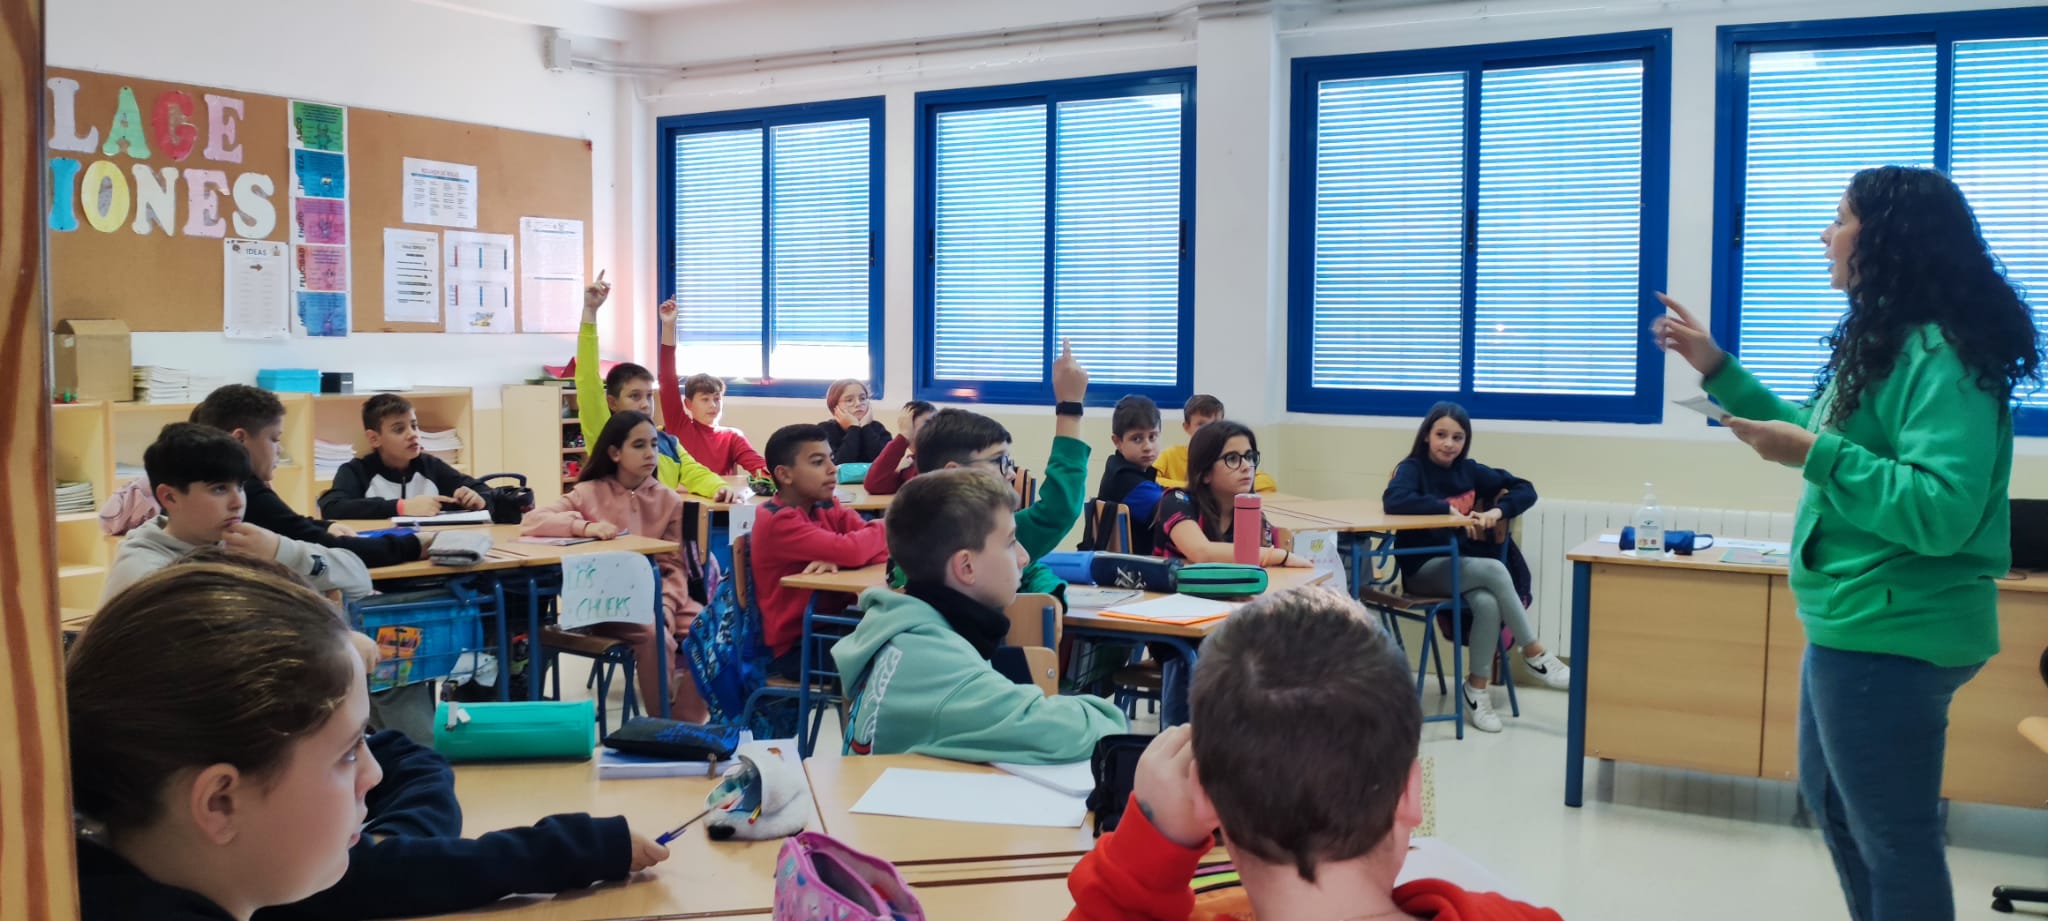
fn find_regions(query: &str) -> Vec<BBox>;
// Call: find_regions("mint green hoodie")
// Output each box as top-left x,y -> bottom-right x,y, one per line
833,587 -> 1126,763
1703,325 -> 2009,667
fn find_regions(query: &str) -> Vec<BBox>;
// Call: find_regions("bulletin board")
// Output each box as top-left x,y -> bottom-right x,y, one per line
44,67 -> 594,334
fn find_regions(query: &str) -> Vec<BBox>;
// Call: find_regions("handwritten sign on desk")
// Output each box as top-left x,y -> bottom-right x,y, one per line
558,551 -> 655,629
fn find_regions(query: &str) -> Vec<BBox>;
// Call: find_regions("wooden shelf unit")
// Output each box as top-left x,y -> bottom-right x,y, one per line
501,383 -> 581,509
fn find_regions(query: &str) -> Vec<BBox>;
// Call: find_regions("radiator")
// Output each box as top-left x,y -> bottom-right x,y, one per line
1512,500 -> 1796,656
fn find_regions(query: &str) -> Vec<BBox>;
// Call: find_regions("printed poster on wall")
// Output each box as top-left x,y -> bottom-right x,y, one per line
403,157 -> 478,229
223,239 -> 289,341
444,230 -> 514,333
518,216 -> 584,333
288,100 -> 350,337
382,228 -> 441,324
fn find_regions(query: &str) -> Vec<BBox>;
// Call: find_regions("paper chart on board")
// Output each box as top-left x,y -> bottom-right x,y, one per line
404,157 -> 478,229
288,100 -> 350,337
382,228 -> 441,324
518,217 -> 584,333
223,239 -> 289,341
444,230 -> 514,333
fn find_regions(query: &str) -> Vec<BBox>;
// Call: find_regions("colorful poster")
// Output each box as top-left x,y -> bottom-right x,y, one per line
290,102 -> 346,152
518,216 -> 584,333
223,239 -> 289,341
403,157 -> 478,229
444,230 -> 513,333
382,228 -> 441,324
288,100 -> 350,337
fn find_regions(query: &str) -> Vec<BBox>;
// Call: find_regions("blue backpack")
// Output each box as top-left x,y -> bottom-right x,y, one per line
679,536 -> 798,740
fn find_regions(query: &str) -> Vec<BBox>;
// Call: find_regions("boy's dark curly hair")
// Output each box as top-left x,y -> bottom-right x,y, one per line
1816,165 -> 2042,427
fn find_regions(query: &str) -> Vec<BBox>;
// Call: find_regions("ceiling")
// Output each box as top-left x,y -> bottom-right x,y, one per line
585,0 -> 749,9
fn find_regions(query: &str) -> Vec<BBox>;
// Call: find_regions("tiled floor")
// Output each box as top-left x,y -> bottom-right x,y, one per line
563,656 -> 2048,921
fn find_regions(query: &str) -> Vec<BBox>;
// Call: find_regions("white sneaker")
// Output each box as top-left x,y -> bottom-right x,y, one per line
1462,682 -> 1503,733
1523,650 -> 1571,690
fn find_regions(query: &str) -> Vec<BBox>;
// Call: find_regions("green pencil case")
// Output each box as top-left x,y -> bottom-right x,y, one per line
1175,563 -> 1269,598
432,700 -> 596,762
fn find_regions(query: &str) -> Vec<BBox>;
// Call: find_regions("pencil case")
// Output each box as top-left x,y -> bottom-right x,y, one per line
1041,551 -> 1096,585
1175,563 -> 1268,598
432,700 -> 595,762
604,717 -> 741,761
836,463 -> 871,484
1090,553 -> 1181,592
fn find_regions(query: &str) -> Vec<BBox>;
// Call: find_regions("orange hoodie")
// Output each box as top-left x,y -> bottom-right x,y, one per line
1066,795 -> 1564,921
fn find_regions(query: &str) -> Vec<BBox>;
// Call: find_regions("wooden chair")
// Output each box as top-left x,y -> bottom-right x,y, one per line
731,536 -> 850,757
1004,593 -> 1062,697
1989,649 -> 2048,913
1081,500 -> 1133,554
1015,467 -> 1038,510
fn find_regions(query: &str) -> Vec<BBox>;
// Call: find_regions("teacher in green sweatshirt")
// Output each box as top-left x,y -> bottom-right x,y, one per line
1656,165 -> 2041,921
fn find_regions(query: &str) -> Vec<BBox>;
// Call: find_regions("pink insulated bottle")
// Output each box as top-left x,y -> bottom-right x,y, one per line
1233,494 -> 1263,565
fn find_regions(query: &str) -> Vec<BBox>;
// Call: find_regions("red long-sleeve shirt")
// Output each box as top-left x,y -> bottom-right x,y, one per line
862,434 -> 919,496
748,497 -> 889,656
1067,795 -> 1565,921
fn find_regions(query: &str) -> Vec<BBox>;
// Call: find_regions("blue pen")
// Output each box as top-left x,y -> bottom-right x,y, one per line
656,805 -> 713,845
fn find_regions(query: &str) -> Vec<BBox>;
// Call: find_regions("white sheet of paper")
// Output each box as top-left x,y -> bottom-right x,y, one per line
558,551 -> 658,630
444,231 -> 515,333
850,768 -> 1088,828
992,761 -> 1095,798
1672,395 -> 1728,420
390,509 -> 492,526
1399,838 -> 1513,897
403,157 -> 478,228
1103,593 -> 1236,621
382,228 -> 441,324
519,217 -> 584,333
223,239 -> 289,340
1063,587 -> 1143,610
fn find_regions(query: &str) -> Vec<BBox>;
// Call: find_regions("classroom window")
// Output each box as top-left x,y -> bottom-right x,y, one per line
915,71 -> 1195,406
1714,10 -> 2048,428
658,98 -> 884,398
1288,34 -> 1672,422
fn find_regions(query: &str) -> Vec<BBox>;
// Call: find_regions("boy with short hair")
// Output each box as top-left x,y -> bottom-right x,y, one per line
1157,393 -> 1278,493
656,298 -> 768,477
901,340 -> 1092,602
1094,394 -> 1166,554
580,277 -> 737,501
1066,587 -> 1564,921
107,422 -> 372,603
749,424 -> 890,680
834,469 -> 1125,762
316,393 -> 490,521
191,384 -> 429,566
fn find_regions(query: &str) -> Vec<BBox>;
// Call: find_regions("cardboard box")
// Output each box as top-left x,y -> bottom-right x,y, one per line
52,319 -> 131,401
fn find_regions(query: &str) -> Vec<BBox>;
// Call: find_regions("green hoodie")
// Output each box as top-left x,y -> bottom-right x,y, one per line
1703,325 -> 2009,667
834,587 -> 1126,763
889,433 -> 1091,601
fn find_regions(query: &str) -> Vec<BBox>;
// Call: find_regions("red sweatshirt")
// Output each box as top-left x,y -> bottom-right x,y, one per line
749,497 -> 889,656
1067,795 -> 1564,921
862,435 -> 919,496
657,342 -> 768,476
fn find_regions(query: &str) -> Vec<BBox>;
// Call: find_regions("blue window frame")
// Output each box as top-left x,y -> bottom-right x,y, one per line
657,98 -> 885,399
914,70 -> 1195,407
1288,32 -> 1673,423
1713,9 -> 2048,431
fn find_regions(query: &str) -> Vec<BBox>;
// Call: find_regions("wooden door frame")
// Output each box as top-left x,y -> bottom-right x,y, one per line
2,0 -> 81,917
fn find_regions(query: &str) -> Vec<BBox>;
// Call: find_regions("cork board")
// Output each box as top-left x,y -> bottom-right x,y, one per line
43,67 -> 592,334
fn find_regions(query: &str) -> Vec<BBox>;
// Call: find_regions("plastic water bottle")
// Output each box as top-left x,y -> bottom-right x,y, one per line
1633,483 -> 1664,557
1233,494 -> 1264,565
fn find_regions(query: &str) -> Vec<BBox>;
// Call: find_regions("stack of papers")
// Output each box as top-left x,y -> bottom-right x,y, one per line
1096,593 -> 1238,627
55,480 -> 94,515
314,440 -> 354,479
131,366 -> 190,403
419,428 -> 464,467
188,375 -> 233,403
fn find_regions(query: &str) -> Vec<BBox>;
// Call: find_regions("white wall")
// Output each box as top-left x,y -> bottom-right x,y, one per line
47,0 -> 642,408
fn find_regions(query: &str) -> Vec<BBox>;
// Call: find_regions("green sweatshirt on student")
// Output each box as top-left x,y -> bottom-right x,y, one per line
1703,324 -> 2009,667
889,434 -> 1091,602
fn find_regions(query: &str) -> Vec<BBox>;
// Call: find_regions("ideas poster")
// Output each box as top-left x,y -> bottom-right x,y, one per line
288,100 -> 350,337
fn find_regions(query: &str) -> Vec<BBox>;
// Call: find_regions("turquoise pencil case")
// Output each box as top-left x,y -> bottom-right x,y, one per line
432,700 -> 595,762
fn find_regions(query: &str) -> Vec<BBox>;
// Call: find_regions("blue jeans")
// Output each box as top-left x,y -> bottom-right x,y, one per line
1799,643 -> 1982,921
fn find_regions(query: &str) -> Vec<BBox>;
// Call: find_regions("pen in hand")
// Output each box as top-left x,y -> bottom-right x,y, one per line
656,806 -> 713,845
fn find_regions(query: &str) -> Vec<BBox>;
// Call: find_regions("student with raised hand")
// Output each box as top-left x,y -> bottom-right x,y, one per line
1383,401 -> 1568,734
862,400 -> 936,496
820,378 -> 891,465
1065,587 -> 1566,921
70,562 -> 384,921
655,298 -> 768,477
577,274 -> 737,502
108,423 -> 372,605
316,393 -> 488,521
523,410 -> 708,723
834,469 -> 1125,762
901,339 -> 1093,603
191,384 -> 432,566
1656,165 -> 2040,921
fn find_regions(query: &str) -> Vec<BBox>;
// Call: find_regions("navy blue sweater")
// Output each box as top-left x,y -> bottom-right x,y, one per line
78,838 -> 236,921
254,731 -> 632,921
1382,456 -> 1536,579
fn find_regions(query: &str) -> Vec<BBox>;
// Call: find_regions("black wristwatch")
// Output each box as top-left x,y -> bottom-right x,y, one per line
1055,401 -> 1084,417
308,554 -> 328,578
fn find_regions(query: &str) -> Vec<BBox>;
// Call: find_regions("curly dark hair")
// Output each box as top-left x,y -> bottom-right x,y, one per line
1815,165 -> 2041,428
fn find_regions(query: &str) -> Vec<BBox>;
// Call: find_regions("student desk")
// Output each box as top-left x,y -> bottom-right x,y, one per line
1245,497 -> 1470,599
407,751 -> 817,920
1563,537 -> 2048,809
345,521 -> 681,702
803,753 -> 1101,865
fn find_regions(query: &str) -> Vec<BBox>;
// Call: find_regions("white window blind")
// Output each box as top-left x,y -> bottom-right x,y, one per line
1953,36 -> 2048,407
670,114 -> 875,382
1053,95 -> 1184,386
1734,46 -> 1936,398
932,106 -> 1047,383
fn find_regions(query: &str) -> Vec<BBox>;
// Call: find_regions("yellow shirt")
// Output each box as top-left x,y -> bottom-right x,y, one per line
1154,444 -> 1277,493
